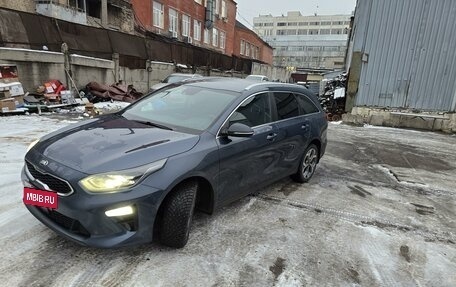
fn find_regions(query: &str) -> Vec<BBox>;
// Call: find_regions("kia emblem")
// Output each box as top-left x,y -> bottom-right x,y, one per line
39,159 -> 49,166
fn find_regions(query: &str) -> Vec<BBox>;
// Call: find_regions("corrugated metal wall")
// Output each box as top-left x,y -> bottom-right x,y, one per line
352,0 -> 456,112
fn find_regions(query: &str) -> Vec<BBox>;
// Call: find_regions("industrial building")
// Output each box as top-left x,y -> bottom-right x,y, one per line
344,0 -> 456,132
253,12 -> 351,70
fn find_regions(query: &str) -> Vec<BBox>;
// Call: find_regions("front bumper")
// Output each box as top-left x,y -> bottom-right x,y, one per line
22,165 -> 164,248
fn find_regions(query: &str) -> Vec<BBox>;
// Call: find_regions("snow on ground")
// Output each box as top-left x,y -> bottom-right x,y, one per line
0,116 -> 455,286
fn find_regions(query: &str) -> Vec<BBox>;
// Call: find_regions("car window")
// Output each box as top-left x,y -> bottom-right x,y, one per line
295,93 -> 320,115
122,85 -> 238,132
273,92 -> 300,120
228,93 -> 272,127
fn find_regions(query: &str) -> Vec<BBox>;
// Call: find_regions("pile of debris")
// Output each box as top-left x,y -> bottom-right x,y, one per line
320,73 -> 347,121
82,82 -> 143,103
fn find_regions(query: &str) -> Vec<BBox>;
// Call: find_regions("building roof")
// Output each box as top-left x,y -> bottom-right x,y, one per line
235,20 -> 273,50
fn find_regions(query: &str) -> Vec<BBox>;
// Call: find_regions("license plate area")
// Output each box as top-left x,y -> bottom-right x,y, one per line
23,187 -> 58,209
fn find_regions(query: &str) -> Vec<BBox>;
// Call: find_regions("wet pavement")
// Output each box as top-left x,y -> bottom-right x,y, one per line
0,116 -> 455,286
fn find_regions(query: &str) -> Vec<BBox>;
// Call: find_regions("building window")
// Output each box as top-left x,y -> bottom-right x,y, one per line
214,0 -> 221,15
299,22 -> 308,26
240,40 -> 245,55
264,22 -> 273,27
152,2 -> 164,28
333,21 -> 344,25
321,21 -> 331,26
309,29 -> 319,35
204,28 -> 210,44
331,29 -> 343,34
169,8 -> 178,33
245,43 -> 250,57
309,21 -> 320,26
276,30 -> 286,35
220,31 -> 226,49
287,22 -> 297,26
193,20 -> 201,41
221,0 -> 227,18
320,29 -> 331,35
212,28 -> 219,46
182,14 -> 191,37
286,29 -> 297,35
255,47 -> 259,60
277,22 -> 286,26
297,29 -> 307,35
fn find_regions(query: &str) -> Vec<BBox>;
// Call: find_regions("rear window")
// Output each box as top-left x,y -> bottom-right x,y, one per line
273,92 -> 300,120
295,93 -> 320,114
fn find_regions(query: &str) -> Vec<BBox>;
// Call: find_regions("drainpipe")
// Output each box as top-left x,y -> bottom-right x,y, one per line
101,0 -> 108,27
147,60 -> 152,91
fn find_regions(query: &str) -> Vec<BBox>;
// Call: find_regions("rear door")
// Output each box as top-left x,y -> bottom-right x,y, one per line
271,91 -> 313,175
217,92 -> 281,204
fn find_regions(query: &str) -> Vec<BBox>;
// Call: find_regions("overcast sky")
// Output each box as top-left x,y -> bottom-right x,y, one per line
235,0 -> 357,28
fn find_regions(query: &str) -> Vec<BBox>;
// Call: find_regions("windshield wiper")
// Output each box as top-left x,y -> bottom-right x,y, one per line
135,120 -> 173,131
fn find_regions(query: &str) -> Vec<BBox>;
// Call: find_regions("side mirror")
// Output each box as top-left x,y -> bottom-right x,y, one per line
226,123 -> 254,137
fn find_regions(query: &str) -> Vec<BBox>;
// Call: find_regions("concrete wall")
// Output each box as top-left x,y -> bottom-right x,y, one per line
251,63 -> 292,82
0,48 -> 65,92
0,0 -> 35,13
343,107 -> 456,133
0,48 -> 293,94
0,48 -> 117,92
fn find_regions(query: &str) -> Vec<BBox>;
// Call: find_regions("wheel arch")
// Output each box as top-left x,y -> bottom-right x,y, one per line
309,138 -> 322,162
153,176 -> 215,238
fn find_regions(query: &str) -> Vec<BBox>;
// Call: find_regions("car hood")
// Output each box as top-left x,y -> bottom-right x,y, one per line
35,115 -> 200,174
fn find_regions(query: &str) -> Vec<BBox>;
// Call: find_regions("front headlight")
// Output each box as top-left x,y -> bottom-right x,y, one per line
27,139 -> 40,152
79,158 -> 167,193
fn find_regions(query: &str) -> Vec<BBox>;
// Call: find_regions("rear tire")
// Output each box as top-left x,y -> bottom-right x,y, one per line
159,181 -> 197,248
291,144 -> 319,183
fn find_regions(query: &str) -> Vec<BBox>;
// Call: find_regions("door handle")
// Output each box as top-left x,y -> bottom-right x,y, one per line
267,133 -> 277,141
301,123 -> 310,130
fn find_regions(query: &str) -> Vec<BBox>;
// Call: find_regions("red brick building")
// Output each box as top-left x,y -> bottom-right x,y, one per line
233,20 -> 273,64
131,0 -> 272,64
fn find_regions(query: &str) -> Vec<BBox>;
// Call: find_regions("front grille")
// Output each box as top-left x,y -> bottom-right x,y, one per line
26,161 -> 73,194
40,209 -> 90,237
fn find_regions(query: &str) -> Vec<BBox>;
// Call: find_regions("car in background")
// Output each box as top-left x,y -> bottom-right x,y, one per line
150,73 -> 203,91
245,75 -> 269,82
22,78 -> 327,249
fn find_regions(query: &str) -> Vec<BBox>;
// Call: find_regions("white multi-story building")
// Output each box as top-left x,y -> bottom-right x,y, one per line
253,12 -> 351,70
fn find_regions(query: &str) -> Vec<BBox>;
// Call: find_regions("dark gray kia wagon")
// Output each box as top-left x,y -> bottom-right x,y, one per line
22,78 -> 328,248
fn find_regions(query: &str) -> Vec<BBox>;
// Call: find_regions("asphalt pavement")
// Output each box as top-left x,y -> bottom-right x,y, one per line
0,116 -> 455,287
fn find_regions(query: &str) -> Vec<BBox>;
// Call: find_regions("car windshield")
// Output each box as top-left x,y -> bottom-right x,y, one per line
163,75 -> 192,84
122,85 -> 238,133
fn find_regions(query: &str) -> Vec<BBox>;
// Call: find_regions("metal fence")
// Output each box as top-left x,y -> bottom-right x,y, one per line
351,0 -> 456,112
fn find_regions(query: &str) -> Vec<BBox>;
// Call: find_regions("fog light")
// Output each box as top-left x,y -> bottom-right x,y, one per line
105,206 -> 134,217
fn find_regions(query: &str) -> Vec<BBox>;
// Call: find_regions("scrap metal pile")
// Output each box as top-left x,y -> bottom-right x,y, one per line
83,82 -> 143,103
320,73 -> 347,121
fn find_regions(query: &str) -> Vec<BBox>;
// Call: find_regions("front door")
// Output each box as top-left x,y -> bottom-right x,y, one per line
217,92 -> 280,205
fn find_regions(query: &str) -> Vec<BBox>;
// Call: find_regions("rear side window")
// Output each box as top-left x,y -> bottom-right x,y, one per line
228,93 -> 272,127
273,92 -> 299,120
295,93 -> 319,115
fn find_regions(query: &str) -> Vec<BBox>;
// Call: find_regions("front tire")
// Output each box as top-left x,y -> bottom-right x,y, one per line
292,144 -> 319,183
159,181 -> 197,248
